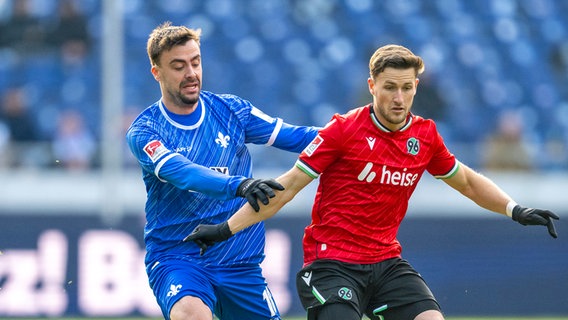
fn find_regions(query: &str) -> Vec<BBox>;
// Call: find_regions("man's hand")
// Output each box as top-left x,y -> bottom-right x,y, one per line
183,221 -> 233,255
512,205 -> 560,238
236,178 -> 284,212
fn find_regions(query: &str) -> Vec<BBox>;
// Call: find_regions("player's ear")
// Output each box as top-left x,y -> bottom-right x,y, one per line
151,65 -> 160,81
414,78 -> 419,94
367,77 -> 375,95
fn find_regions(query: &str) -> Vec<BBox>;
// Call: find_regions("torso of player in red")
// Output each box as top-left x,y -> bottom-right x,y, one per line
296,105 -> 458,266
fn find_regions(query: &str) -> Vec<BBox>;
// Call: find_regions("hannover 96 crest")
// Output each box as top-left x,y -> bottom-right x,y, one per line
407,137 -> 419,155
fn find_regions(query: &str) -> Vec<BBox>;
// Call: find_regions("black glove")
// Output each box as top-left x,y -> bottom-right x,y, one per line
183,221 -> 232,255
236,178 -> 284,212
512,205 -> 559,238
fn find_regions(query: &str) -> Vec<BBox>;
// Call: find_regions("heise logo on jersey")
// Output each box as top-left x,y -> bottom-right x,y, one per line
358,162 -> 418,186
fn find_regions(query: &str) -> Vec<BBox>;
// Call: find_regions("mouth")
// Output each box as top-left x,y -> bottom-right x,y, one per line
181,81 -> 199,93
391,106 -> 405,113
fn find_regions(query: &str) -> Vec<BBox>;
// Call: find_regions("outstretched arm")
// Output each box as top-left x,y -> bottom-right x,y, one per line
443,163 -> 512,214
184,166 -> 314,254
443,163 -> 559,238
230,166 -> 313,232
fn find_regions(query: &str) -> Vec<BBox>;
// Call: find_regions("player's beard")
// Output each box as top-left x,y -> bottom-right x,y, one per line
378,105 -> 407,127
179,92 -> 198,106
177,79 -> 201,107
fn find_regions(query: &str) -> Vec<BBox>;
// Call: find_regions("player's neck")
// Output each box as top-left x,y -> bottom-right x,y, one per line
370,106 -> 410,132
162,99 -> 198,115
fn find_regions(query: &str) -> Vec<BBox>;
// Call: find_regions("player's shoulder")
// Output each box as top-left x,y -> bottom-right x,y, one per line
201,90 -> 250,109
126,101 -> 162,135
406,114 -> 442,137
317,105 -> 369,138
201,91 -> 256,125
332,104 -> 369,122
410,113 -> 438,129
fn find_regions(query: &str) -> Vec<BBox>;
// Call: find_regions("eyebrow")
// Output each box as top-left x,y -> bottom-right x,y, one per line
168,54 -> 201,65
383,79 -> 414,85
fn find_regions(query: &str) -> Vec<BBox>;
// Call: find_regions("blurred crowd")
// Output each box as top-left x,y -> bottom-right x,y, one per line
1,0 -> 567,172
0,0 -> 95,170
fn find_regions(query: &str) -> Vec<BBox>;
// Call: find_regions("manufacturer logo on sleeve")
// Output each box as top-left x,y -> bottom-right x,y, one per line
143,140 -> 169,163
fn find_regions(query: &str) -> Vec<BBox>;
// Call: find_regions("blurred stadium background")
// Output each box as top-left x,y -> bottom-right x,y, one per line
0,0 -> 567,318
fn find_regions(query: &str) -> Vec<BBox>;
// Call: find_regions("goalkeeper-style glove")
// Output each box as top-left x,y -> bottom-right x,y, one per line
183,221 -> 232,255
512,205 -> 559,238
236,178 -> 284,212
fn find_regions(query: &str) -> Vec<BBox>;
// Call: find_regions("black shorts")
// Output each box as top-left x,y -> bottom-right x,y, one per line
296,258 -> 441,320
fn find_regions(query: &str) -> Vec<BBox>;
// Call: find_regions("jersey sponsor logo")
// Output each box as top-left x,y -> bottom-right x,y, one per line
175,146 -> 191,153
358,162 -> 376,182
210,166 -> 229,175
406,137 -> 420,155
357,162 -> 419,186
143,140 -> 169,163
215,132 -> 230,148
304,135 -> 323,157
366,137 -> 376,150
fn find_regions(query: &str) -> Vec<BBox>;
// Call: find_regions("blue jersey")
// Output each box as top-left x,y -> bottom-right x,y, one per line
126,91 -> 318,267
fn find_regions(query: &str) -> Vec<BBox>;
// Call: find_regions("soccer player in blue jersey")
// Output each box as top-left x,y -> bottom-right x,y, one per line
125,22 -> 319,320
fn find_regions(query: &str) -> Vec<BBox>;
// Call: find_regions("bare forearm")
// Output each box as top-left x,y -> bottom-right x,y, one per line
445,164 -> 512,215
463,174 -> 512,214
228,166 -> 312,233
228,188 -> 292,233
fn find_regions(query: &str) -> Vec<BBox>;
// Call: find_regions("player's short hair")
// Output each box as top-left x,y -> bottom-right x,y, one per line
147,21 -> 202,67
369,44 -> 425,79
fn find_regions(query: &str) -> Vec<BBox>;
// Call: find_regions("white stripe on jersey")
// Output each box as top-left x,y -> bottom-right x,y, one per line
251,106 -> 274,123
155,153 -> 180,182
266,118 -> 283,146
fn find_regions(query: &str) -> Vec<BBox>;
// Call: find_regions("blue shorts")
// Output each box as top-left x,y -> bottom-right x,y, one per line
147,258 -> 280,320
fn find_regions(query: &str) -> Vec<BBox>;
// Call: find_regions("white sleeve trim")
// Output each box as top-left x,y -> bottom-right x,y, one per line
266,118 -> 283,146
154,153 -> 179,182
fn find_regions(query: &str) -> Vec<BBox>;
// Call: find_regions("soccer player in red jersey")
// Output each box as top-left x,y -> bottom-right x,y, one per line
185,44 -> 559,320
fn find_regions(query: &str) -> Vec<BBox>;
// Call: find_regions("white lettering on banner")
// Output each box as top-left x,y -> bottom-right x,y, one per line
78,230 -> 161,317
37,231 -> 69,315
0,251 -> 41,315
0,230 -> 68,316
261,229 -> 292,314
0,228 -> 292,317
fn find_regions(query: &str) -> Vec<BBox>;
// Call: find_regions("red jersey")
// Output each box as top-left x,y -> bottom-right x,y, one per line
296,105 -> 458,265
